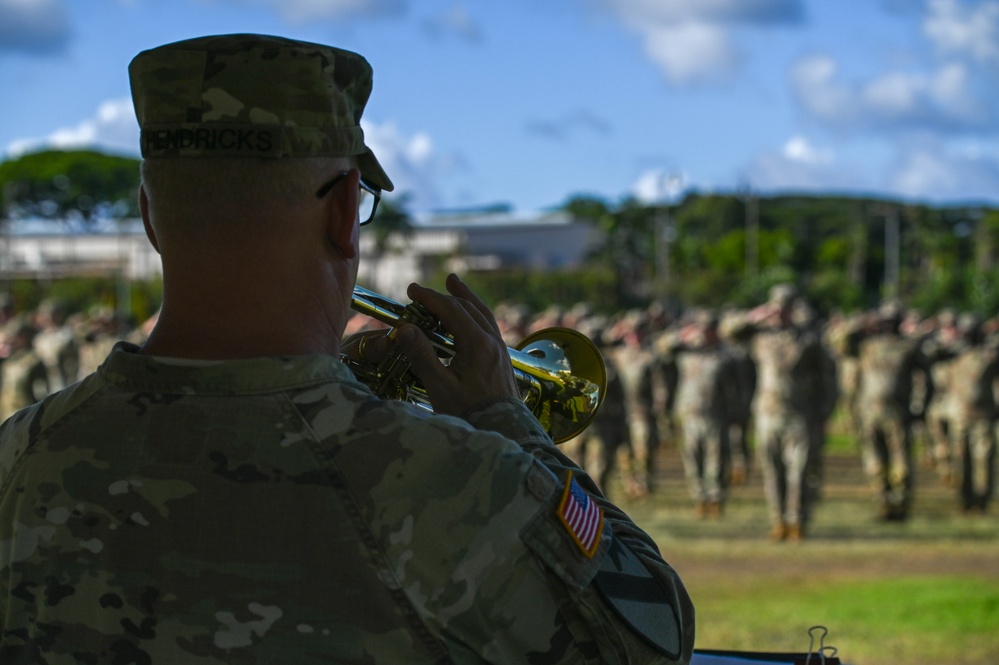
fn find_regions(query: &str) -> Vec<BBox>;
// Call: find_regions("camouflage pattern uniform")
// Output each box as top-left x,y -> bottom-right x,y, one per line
825,312 -> 864,450
718,311 -> 756,488
0,34 -> 694,664
665,313 -> 740,517
943,314 -> 998,514
920,310 -> 960,485
0,343 -> 695,664
742,286 -> 835,541
792,302 -> 839,504
853,304 -> 934,521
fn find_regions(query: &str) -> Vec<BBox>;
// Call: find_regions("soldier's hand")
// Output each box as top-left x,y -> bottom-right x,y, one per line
396,273 -> 519,418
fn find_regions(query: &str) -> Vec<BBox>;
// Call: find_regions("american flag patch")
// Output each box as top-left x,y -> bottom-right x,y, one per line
557,471 -> 604,558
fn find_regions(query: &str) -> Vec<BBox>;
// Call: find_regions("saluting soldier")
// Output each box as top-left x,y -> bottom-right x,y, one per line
718,308 -> 757,487
920,309 -> 961,486
666,310 -> 741,518
853,301 -> 935,521
606,310 -> 662,498
944,313 -> 999,515
738,284 -> 835,541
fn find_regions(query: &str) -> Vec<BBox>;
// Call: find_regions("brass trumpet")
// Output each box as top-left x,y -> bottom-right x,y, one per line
344,285 -> 607,444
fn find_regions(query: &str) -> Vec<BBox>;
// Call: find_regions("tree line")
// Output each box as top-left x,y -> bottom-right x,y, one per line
3,149 -> 999,318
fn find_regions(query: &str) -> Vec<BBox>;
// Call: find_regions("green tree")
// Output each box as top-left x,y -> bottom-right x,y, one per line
0,149 -> 141,224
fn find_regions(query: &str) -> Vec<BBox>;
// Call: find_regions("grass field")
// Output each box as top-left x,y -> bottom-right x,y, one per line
609,435 -> 999,665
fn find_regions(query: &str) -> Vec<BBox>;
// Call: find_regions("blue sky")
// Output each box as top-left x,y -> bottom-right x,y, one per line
3,0 -> 999,216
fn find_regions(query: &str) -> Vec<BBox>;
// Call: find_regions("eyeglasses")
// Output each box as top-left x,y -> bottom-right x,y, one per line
315,172 -> 381,226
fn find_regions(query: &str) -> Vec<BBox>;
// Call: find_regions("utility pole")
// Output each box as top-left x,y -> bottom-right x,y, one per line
883,204 -> 900,302
652,172 -> 683,305
745,190 -> 759,281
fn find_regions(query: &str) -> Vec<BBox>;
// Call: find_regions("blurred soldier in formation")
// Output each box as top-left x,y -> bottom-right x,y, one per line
735,284 -> 837,541
0,295 -> 13,329
792,300 -> 839,502
825,310 -> 867,450
942,313 -> 998,514
851,301 -> 935,521
605,310 -> 662,498
718,308 -> 757,487
900,308 -> 936,473
920,309 -> 961,486
32,299 -> 80,393
662,310 -> 741,518
0,319 -> 50,421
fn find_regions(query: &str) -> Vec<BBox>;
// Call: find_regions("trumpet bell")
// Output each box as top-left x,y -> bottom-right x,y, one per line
514,328 -> 607,444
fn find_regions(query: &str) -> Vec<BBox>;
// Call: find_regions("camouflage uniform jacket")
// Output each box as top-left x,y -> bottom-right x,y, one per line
672,344 -> 740,424
609,344 -> 657,419
856,334 -> 934,421
946,341 -> 999,427
750,327 -> 829,420
0,343 -> 694,664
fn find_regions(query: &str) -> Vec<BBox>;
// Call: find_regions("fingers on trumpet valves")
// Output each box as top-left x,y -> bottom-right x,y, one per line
345,330 -> 390,364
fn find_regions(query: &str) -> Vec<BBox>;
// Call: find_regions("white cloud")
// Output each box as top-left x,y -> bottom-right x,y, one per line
640,22 -> 737,84
889,143 -> 999,202
631,169 -> 686,203
422,3 -> 482,43
781,135 -> 833,165
741,135 -> 862,192
0,0 -> 71,54
599,0 -> 803,84
791,54 -> 987,132
362,120 -> 443,212
6,98 -> 139,158
790,1 -> 999,137
741,134 -> 999,204
924,0 -> 999,65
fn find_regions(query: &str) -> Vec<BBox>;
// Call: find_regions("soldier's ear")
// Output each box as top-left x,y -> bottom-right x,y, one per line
325,170 -> 359,260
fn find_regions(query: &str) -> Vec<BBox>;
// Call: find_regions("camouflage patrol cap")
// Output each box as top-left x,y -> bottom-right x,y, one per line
768,283 -> 798,306
689,308 -> 719,329
129,33 -> 394,191
956,311 -> 982,334
878,299 -> 903,322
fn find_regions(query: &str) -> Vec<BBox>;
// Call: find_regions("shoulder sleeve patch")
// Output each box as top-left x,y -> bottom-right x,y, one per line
557,470 -> 604,558
519,465 -> 605,591
593,537 -> 683,660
